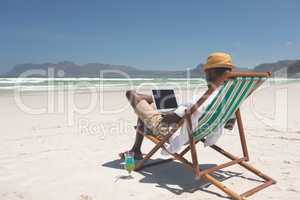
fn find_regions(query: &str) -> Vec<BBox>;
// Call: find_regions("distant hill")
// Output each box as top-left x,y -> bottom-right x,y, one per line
254,60 -> 300,78
2,61 -> 207,78
2,59 -> 300,78
287,61 -> 300,78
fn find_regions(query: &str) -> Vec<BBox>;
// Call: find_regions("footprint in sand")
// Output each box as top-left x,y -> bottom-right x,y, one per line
287,187 -> 298,193
80,194 -> 93,200
283,160 -> 291,164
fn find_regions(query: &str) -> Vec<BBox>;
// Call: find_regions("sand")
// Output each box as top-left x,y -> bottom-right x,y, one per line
0,82 -> 299,200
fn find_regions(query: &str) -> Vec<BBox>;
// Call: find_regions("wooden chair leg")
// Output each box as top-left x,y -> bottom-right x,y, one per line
235,109 -> 249,161
204,174 -> 246,200
134,141 -> 164,171
134,132 -> 174,171
134,108 -> 275,199
178,140 -> 200,157
206,143 -> 275,198
185,110 -> 201,178
190,140 -> 201,178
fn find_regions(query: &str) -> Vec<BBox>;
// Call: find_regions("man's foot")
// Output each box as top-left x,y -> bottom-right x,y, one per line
119,151 -> 144,160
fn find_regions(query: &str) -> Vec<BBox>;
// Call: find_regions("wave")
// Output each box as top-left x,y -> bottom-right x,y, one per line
1,77 -> 295,91
0,78 -> 206,91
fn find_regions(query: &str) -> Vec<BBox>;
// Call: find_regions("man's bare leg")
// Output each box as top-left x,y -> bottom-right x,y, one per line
131,118 -> 145,157
119,90 -> 153,159
119,118 -> 145,159
125,90 -> 153,108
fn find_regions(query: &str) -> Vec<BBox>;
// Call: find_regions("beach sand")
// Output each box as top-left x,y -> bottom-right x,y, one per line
0,82 -> 299,200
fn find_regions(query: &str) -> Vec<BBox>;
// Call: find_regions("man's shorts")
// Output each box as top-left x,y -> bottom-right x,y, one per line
134,100 -> 169,136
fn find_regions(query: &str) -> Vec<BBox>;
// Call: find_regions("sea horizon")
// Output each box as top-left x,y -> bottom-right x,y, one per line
0,76 -> 298,91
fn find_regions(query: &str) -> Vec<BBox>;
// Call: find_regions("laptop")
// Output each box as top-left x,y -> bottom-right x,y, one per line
152,89 -> 178,112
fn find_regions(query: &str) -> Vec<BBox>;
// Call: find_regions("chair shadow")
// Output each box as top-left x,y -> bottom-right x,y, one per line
102,158 -> 248,198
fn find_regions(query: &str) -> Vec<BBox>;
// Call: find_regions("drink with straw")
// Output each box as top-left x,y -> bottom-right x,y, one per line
124,151 -> 135,175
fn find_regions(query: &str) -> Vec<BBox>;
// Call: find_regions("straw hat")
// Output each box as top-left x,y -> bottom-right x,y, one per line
203,52 -> 235,71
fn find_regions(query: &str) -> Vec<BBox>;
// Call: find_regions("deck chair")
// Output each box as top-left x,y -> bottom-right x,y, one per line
134,71 -> 276,200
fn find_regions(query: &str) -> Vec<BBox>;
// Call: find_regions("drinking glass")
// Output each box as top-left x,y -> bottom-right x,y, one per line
124,151 -> 135,176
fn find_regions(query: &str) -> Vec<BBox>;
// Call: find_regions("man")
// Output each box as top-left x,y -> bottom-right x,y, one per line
120,52 -> 236,159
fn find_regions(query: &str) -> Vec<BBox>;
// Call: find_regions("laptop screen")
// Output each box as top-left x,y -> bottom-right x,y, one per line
152,90 -> 178,110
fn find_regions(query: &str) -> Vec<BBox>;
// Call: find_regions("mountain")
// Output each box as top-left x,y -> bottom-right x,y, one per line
5,61 -> 140,78
287,61 -> 300,78
254,60 -> 300,78
3,59 -> 300,78
3,61 -> 207,78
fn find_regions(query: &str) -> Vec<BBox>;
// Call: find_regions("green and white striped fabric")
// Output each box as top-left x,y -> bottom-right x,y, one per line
193,77 -> 266,141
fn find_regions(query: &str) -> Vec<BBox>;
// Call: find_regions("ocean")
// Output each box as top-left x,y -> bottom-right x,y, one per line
0,77 -> 298,91
0,78 -> 207,91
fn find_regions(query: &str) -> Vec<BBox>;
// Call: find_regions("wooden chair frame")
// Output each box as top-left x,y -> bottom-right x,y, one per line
134,71 -> 276,200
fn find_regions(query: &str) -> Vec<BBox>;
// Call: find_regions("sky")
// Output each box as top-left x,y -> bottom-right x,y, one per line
1,0 -> 300,73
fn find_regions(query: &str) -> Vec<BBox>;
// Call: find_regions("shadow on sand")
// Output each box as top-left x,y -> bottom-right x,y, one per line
102,158 -> 247,198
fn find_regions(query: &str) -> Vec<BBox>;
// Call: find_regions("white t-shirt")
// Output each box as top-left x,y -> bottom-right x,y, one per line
162,88 -> 225,154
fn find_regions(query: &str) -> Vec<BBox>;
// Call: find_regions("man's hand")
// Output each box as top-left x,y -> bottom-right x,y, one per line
161,112 -> 182,124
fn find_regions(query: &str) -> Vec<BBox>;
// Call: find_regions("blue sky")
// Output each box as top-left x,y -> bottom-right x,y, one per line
1,0 -> 300,73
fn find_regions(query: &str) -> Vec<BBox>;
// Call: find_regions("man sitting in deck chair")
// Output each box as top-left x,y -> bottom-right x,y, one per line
119,52 -> 236,160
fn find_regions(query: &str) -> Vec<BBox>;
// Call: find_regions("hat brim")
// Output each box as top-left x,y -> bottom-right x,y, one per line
203,63 -> 235,71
